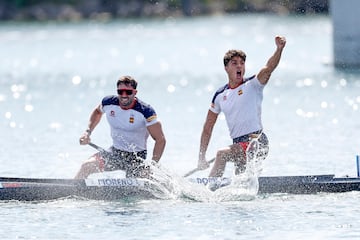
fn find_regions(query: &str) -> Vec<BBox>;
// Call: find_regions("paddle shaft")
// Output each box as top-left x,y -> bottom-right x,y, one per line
183,157 -> 216,178
88,142 -> 106,152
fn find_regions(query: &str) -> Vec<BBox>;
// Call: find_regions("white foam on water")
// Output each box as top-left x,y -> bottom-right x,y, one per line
188,136 -> 266,202
212,138 -> 263,202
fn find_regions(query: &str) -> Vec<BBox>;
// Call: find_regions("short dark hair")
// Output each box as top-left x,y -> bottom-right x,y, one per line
117,75 -> 137,89
223,49 -> 246,66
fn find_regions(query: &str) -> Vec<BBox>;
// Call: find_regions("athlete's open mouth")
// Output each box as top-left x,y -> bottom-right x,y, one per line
236,71 -> 242,77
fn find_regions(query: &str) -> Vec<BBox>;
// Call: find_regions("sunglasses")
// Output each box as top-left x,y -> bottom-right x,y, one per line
117,89 -> 134,95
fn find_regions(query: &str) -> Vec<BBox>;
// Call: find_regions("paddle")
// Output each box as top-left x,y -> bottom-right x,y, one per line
87,142 -> 115,160
183,157 -> 216,178
88,142 -> 106,152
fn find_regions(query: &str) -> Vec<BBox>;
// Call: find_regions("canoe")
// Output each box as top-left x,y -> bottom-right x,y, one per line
1,174 -> 360,201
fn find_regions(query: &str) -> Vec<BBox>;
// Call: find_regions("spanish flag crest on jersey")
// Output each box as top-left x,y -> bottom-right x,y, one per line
129,114 -> 134,123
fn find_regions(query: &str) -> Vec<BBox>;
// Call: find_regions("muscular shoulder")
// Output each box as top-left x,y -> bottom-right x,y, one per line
133,98 -> 157,122
101,95 -> 119,106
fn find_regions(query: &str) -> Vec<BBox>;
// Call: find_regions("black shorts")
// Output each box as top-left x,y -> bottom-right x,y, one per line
99,146 -> 148,178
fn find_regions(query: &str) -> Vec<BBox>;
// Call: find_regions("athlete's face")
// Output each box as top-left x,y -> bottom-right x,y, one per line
225,56 -> 245,85
117,83 -> 137,108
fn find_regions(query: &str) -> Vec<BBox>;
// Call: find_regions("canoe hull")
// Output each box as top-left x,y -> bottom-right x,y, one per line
1,174 -> 360,201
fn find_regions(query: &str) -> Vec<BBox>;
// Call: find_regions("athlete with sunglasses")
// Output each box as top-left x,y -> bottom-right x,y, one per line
75,75 -> 166,179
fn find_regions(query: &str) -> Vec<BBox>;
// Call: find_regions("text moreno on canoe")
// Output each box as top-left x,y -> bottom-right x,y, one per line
89,178 -> 144,187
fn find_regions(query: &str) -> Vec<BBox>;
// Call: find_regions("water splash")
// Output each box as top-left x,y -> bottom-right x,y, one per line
137,160 -> 211,201
140,137 -> 266,202
140,160 -> 177,199
86,136 -> 266,202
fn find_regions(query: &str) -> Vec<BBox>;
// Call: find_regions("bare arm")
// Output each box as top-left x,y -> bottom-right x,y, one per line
198,110 -> 218,169
147,121 -> 166,162
257,35 -> 286,85
79,104 -> 103,145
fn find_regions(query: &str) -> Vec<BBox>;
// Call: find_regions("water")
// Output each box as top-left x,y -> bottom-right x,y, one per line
1,14 -> 360,239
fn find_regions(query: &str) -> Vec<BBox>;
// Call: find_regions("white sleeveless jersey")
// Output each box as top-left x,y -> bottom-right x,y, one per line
210,75 -> 264,139
100,96 -> 158,152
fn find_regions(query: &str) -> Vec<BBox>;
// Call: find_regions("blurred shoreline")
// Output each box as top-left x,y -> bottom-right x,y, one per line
0,0 -> 329,22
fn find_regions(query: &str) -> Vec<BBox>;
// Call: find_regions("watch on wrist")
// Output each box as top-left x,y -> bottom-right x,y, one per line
85,129 -> 92,135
